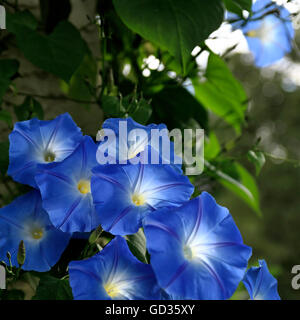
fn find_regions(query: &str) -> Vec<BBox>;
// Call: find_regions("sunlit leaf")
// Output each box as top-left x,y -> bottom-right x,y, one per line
247,150 -> 266,176
223,0 -> 252,16
206,160 -> 261,215
193,53 -> 247,133
113,0 -> 224,74
204,132 -> 221,161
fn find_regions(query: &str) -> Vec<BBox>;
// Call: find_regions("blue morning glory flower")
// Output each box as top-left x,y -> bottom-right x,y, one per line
69,236 -> 160,300
7,113 -> 83,188
243,259 -> 280,300
0,190 -> 71,272
35,136 -> 100,233
230,0 -> 294,67
97,117 -> 182,172
143,192 -> 252,300
91,150 -> 194,236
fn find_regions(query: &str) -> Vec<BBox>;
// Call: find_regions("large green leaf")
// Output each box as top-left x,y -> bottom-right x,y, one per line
204,132 -> 221,161
32,275 -> 73,300
193,53 -> 247,133
7,11 -> 86,82
14,96 -> 44,121
223,0 -> 252,16
113,0 -> 224,74
61,54 -> 98,106
6,10 -> 38,32
150,83 -> 208,130
0,59 -> 19,104
205,160 -> 261,215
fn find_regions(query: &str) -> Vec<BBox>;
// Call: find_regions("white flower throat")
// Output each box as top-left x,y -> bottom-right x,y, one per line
247,20 -> 275,44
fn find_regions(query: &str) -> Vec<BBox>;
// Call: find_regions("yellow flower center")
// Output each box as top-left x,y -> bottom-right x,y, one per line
44,150 -> 56,162
77,180 -> 91,194
31,228 -> 44,240
132,193 -> 146,206
104,283 -> 120,298
183,245 -> 194,261
246,30 -> 258,38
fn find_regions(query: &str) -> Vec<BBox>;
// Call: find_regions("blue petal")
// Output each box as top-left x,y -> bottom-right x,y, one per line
69,236 -> 160,300
35,136 -> 100,233
0,190 -> 71,271
91,158 -> 194,236
100,117 -> 182,172
240,2 -> 294,67
243,259 -> 281,300
8,113 -> 83,187
144,192 -> 252,300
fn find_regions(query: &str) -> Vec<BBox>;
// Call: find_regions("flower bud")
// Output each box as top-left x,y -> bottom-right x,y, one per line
17,240 -> 26,266
88,226 -> 103,245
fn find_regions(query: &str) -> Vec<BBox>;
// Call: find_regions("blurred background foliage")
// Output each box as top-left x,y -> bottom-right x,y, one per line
0,0 -> 299,299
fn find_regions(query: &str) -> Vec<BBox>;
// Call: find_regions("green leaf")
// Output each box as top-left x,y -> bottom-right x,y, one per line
127,98 -> 152,125
33,275 -> 73,300
0,140 -> 9,176
125,229 -> 148,263
223,0 -> 252,16
247,150 -> 266,176
6,10 -> 38,32
204,132 -> 221,161
61,54 -> 98,107
206,160 -> 261,215
101,96 -> 124,117
0,289 -> 25,300
151,84 -> 208,130
0,110 -> 12,126
193,53 -> 247,133
113,0 -> 224,74
0,59 -> 19,104
8,14 -> 86,82
14,97 -> 44,121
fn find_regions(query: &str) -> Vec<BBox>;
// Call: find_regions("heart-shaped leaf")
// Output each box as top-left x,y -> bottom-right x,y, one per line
113,0 -> 224,74
7,11 -> 86,82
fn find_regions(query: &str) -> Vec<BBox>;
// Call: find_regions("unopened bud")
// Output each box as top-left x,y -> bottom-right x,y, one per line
17,240 -> 26,266
6,252 -> 11,261
88,226 -> 103,244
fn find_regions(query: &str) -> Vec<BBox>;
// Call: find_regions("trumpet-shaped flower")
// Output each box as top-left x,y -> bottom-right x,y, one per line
231,0 -> 294,67
7,113 -> 83,187
143,192 -> 252,300
97,117 -> 182,172
91,150 -> 194,235
69,236 -> 160,300
243,259 -> 280,300
35,136 -> 99,233
0,190 -> 71,272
